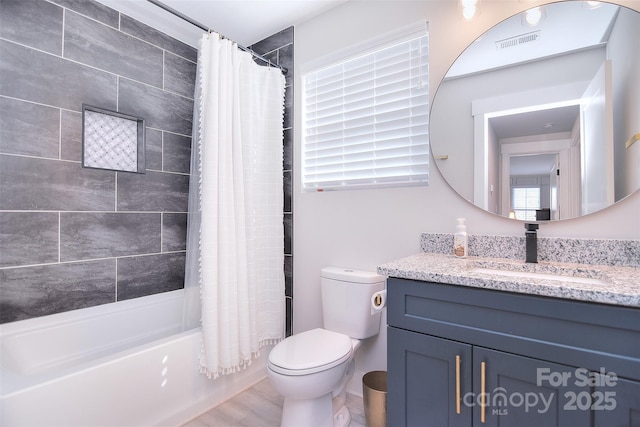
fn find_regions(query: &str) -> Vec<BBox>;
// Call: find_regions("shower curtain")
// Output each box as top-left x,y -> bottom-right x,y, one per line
183,33 -> 286,379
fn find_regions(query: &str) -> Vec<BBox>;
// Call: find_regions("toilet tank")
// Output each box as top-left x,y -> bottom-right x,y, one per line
321,267 -> 386,339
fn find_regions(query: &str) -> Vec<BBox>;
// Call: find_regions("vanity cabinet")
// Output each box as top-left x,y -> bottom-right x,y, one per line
387,278 -> 640,427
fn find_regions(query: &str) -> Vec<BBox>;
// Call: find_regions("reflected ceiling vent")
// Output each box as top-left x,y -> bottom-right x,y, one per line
495,31 -> 541,50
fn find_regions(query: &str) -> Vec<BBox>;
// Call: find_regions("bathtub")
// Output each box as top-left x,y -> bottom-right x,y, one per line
0,290 -> 271,426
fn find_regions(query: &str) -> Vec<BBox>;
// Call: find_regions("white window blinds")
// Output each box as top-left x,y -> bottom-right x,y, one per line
303,30 -> 429,191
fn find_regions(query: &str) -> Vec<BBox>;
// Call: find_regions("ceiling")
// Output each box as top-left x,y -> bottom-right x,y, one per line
95,0 -> 348,48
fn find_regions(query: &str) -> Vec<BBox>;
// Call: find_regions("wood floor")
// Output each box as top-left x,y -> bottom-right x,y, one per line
182,378 -> 367,427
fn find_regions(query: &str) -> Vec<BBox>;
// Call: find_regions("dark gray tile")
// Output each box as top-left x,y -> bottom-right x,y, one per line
283,85 -> 293,129
117,170 -> 189,212
283,171 -> 292,213
0,154 -> 115,211
64,11 -> 164,89
118,78 -> 193,136
283,128 -> 292,170
0,40 -> 117,112
250,27 -> 293,56
162,213 -> 187,252
0,97 -> 60,158
164,52 -> 196,98
279,43 -> 294,87
163,132 -> 191,174
145,128 -> 162,171
0,0 -> 63,55
120,14 -> 197,62
284,213 -> 292,254
285,296 -> 293,337
262,49 -> 277,67
0,212 -> 58,268
0,259 -> 116,323
284,254 -> 292,298
117,252 -> 185,301
60,212 -> 160,261
51,0 -> 119,29
60,110 -> 83,162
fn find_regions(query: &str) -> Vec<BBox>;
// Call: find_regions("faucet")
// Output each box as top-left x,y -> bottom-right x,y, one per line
524,223 -> 539,263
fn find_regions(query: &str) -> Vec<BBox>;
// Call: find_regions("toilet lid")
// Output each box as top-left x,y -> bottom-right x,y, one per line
268,328 -> 353,374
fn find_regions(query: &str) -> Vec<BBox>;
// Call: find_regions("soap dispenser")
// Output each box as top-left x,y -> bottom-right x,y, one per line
454,218 -> 468,258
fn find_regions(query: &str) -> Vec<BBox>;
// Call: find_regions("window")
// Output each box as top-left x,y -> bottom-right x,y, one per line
512,187 -> 540,221
302,27 -> 429,191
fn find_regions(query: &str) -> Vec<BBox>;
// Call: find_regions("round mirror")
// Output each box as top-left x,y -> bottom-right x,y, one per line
431,1 -> 640,221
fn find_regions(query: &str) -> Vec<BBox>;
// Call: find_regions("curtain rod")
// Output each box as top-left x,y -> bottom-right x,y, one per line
145,0 -> 288,74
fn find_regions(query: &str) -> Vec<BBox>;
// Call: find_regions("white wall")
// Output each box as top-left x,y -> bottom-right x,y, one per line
293,0 -> 640,395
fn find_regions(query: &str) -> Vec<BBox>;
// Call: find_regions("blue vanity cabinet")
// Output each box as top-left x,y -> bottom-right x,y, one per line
388,326 -> 472,426
386,277 -> 640,427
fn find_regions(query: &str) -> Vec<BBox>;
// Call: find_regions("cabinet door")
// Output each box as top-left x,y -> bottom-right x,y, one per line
388,326 -> 472,427
594,377 -> 640,427
474,347 -> 592,427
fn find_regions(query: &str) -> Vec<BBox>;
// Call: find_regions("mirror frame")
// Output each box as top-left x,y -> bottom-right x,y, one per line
430,0 -> 640,222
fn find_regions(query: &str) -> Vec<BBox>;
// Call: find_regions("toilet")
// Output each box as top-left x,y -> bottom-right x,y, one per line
268,267 -> 386,427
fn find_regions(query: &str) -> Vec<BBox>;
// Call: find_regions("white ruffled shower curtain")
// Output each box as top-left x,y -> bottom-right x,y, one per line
183,33 -> 286,379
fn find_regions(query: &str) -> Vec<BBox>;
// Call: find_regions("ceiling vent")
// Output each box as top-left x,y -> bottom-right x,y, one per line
495,31 -> 541,50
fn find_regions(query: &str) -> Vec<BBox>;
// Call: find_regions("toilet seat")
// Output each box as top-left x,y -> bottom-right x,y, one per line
268,328 -> 353,376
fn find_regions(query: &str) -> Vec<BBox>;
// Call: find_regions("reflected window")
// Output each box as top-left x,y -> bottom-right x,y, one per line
512,187 -> 540,221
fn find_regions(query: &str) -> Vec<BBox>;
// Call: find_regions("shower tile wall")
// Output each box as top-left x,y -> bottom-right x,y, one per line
251,27 -> 295,337
0,0 -> 196,323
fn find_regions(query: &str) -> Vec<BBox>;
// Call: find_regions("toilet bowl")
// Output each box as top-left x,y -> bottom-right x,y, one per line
268,267 -> 386,427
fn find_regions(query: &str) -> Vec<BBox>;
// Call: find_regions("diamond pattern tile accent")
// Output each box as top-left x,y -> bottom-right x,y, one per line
84,109 -> 138,172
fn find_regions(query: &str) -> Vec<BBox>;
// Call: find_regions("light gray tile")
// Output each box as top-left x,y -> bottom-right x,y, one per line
119,78 -> 193,136
60,110 -> 83,161
50,0 -> 119,29
60,212 -> 160,261
0,259 -> 116,323
162,213 -> 187,252
0,212 -> 59,268
0,0 -> 63,55
145,128 -> 162,170
120,14 -> 197,62
163,132 -> 191,174
164,51 -> 196,98
0,154 -> 115,211
117,170 -> 189,213
64,11 -> 164,88
117,252 -> 185,301
0,97 -> 60,158
0,40 -> 117,112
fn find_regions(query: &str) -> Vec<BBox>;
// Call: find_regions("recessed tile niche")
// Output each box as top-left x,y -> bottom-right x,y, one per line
82,104 -> 145,173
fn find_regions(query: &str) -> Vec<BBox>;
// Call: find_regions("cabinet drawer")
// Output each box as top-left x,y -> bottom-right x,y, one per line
387,278 -> 640,380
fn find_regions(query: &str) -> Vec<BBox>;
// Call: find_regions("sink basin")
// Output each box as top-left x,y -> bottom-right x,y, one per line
469,267 -> 606,286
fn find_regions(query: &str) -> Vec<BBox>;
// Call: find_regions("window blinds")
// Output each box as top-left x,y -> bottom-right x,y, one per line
303,33 -> 429,190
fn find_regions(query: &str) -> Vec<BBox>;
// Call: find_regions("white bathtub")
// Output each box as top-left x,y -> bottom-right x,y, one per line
0,290 -> 270,426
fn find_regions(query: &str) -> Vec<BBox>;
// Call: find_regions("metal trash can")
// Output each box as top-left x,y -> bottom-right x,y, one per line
362,371 -> 387,427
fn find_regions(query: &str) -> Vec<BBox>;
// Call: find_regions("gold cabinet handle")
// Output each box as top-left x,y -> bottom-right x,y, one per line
455,355 -> 461,414
481,362 -> 486,423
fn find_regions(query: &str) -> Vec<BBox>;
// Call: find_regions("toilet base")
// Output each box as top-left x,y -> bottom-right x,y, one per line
281,392 -> 334,427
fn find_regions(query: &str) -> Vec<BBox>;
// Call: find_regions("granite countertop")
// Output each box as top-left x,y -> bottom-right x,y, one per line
378,252 -> 640,307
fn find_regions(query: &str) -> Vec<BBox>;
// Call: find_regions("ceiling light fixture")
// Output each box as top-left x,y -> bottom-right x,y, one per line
462,0 -> 478,20
523,6 -> 546,26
